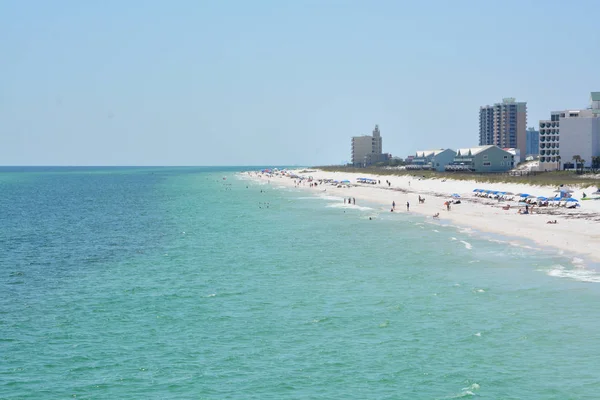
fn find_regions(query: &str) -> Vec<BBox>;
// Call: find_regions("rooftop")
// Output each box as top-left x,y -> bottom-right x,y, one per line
415,149 -> 450,158
455,145 -> 497,157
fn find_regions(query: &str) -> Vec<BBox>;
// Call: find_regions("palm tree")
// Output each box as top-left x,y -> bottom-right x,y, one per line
592,156 -> 600,172
556,155 -> 561,171
580,159 -> 586,173
572,155 -> 581,173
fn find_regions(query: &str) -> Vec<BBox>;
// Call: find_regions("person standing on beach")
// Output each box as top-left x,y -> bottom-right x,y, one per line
353,198 -> 356,205
392,201 -> 396,210
406,201 -> 410,211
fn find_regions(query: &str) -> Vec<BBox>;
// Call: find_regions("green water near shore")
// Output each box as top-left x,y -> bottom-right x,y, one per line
2,167 -> 600,398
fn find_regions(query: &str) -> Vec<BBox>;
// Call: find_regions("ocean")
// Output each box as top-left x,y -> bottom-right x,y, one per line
2,166 -> 600,399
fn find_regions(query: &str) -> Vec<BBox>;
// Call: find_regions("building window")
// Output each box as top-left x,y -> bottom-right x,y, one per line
503,155 -> 508,159
483,162 -> 491,166
501,161 -> 504,166
483,155 -> 488,160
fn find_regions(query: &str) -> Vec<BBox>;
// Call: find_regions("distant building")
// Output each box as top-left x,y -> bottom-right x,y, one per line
479,98 -> 527,158
364,152 -> 391,166
526,127 -> 540,156
445,145 -> 514,173
351,125 -> 383,167
538,92 -> 600,170
406,149 -> 456,172
503,148 -> 521,165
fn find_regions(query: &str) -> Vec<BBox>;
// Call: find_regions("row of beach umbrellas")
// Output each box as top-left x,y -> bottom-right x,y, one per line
473,188 -> 579,204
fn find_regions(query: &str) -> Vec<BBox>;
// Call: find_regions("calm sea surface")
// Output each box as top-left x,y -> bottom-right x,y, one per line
2,167 -> 600,399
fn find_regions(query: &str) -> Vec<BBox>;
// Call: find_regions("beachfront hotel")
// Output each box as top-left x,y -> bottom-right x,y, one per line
538,92 -> 600,171
351,125 -> 387,167
479,98 -> 527,158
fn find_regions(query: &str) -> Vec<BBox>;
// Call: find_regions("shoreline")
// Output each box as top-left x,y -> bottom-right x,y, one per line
243,169 -> 600,265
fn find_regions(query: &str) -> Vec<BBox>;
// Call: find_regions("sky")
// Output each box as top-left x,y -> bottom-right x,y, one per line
1,0 -> 599,166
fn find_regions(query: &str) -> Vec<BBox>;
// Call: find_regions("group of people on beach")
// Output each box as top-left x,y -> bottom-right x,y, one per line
344,198 -> 356,205
390,201 -> 410,212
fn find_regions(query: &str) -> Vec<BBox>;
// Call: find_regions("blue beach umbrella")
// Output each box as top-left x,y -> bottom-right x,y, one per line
519,193 -> 530,198
472,189 -> 479,192
341,180 -> 351,184
537,196 -> 548,201
451,193 -> 461,198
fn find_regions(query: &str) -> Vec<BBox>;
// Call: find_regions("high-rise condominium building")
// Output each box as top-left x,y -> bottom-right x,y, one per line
526,127 -> 540,156
479,98 -> 527,158
351,125 -> 383,166
538,92 -> 600,170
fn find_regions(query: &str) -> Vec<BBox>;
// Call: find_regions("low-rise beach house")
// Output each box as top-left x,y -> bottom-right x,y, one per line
406,149 -> 456,172
445,145 -> 514,173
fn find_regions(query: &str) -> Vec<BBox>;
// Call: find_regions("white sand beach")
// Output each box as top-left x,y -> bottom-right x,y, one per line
246,169 -> 600,263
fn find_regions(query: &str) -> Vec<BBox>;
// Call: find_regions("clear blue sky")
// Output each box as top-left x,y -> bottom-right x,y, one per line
1,0 -> 599,166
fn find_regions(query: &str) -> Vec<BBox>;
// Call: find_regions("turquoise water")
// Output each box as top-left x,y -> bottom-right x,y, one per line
2,167 -> 600,399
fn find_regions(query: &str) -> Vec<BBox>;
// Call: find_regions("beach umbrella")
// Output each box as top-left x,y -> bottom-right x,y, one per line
341,180 -> 351,184
565,198 -> 579,202
519,193 -> 530,197
504,192 -> 514,195
537,196 -> 548,201
451,193 -> 461,198
472,189 -> 480,192
552,197 -> 562,201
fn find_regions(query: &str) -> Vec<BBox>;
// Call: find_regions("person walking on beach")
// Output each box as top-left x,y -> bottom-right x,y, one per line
406,201 -> 410,211
353,198 -> 356,205
392,201 -> 396,210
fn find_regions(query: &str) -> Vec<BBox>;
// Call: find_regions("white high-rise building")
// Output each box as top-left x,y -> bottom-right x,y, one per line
538,92 -> 600,170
